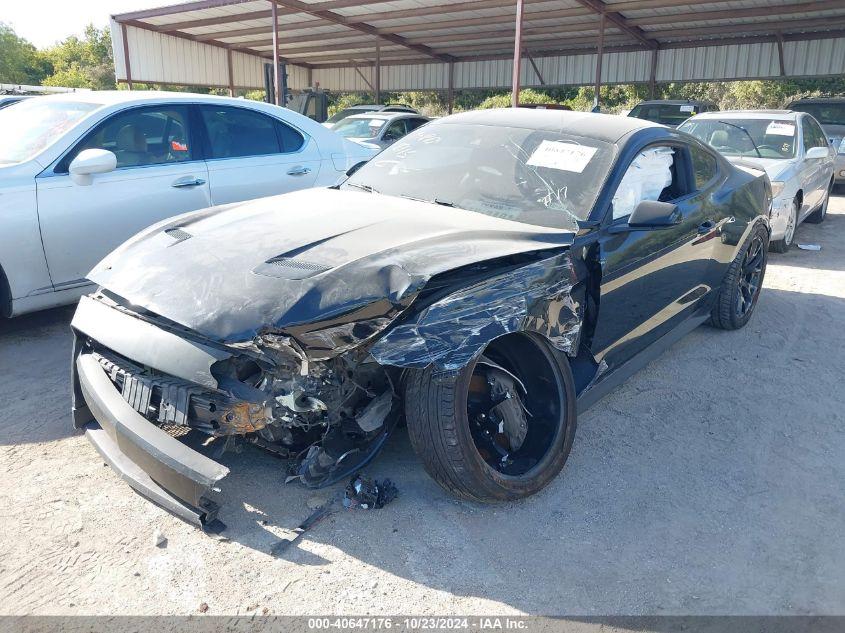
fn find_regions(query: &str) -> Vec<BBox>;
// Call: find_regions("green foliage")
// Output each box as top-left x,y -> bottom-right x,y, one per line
477,88 -> 555,109
327,92 -> 373,116
40,25 -> 115,90
0,23 -> 51,84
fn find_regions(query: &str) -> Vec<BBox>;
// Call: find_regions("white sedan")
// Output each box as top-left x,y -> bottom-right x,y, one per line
679,110 -> 835,252
0,91 -> 375,317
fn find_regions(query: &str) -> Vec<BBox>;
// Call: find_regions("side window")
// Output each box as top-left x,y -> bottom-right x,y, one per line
612,145 -> 685,220
275,120 -> 305,153
801,119 -> 818,151
690,144 -> 718,190
62,106 -> 192,171
200,106 -> 281,159
406,118 -> 428,132
809,119 -> 828,148
383,120 -> 407,141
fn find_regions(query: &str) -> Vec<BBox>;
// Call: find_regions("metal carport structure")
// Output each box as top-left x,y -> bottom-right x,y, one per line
110,0 -> 845,109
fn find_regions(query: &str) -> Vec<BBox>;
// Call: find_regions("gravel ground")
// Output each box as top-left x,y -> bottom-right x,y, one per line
1,194 -> 844,617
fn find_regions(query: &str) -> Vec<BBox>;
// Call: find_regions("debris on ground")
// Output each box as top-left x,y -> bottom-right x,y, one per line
343,475 -> 398,510
198,602 -> 209,613
152,529 -> 167,548
270,474 -> 398,556
797,243 -> 821,251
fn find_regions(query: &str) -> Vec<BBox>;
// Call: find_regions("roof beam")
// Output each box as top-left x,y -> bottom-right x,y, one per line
571,0 -> 658,48
628,0 -> 845,27
269,0 -> 453,62
649,15 -> 845,40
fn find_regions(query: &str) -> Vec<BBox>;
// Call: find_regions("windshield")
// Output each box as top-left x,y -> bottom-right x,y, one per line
325,107 -> 377,124
0,99 -> 99,165
341,122 -> 616,229
629,103 -> 699,126
679,118 -> 797,159
333,117 -> 386,139
789,103 -> 845,126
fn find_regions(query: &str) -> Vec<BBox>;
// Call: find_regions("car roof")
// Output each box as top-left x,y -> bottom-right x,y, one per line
788,97 -> 845,104
635,99 -> 714,106
342,111 -> 427,122
431,108 -> 661,144
32,90 -> 270,108
692,109 -> 798,120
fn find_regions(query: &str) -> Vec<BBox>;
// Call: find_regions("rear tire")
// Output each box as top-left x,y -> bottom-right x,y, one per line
709,223 -> 769,330
806,181 -> 832,224
403,332 -> 577,501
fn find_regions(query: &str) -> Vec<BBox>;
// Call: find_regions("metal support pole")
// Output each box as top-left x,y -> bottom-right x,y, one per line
511,0 -> 525,108
648,47 -> 658,99
121,23 -> 133,90
375,43 -> 381,103
593,12 -> 605,110
447,61 -> 455,114
270,0 -> 282,105
776,33 -> 786,76
226,49 -> 235,97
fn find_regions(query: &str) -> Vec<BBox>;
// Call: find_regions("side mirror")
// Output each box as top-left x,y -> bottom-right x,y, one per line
628,200 -> 682,229
805,146 -> 829,160
69,149 -> 117,185
345,161 -> 366,177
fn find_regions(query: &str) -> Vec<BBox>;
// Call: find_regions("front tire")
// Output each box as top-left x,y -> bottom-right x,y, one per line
404,332 -> 577,502
709,223 -> 769,330
770,199 -> 798,253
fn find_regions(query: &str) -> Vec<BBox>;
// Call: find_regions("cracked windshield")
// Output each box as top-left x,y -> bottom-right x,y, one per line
342,122 -> 616,230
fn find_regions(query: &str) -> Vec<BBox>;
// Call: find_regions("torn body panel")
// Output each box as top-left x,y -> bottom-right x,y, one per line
370,251 -> 585,371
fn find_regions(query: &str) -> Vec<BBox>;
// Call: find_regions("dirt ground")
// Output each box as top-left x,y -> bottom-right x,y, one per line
1,194 -> 844,617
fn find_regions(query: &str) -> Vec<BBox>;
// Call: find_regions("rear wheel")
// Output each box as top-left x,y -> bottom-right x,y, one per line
806,180 -> 833,224
709,223 -> 768,330
770,199 -> 798,253
404,332 -> 576,501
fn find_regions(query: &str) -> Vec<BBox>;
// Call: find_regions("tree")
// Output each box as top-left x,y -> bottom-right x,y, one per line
0,23 -> 51,84
41,25 -> 115,90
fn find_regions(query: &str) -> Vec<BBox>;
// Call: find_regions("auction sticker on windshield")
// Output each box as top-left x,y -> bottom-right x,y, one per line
766,121 -> 796,136
526,140 -> 598,172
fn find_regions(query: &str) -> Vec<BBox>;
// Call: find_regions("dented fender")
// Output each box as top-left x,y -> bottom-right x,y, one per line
370,251 -> 585,370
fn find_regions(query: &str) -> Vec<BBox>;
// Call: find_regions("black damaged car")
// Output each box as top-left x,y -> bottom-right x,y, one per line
71,109 -> 772,530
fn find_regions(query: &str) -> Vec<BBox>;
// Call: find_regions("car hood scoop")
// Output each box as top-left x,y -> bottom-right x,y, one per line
88,188 -> 574,344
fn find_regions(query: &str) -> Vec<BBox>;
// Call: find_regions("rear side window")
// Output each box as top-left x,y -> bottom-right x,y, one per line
200,106 -> 302,159
276,120 -> 305,152
690,144 -> 718,189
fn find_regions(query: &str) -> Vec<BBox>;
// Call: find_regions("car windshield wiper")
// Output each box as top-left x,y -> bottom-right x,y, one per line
346,182 -> 379,193
717,120 -> 762,158
398,194 -> 458,208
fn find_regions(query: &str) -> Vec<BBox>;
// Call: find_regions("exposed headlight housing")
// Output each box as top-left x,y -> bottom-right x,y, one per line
770,181 -> 785,198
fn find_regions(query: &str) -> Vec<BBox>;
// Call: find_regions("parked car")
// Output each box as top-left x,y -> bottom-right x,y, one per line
786,97 -> 845,184
71,109 -> 771,529
628,100 -> 718,127
0,95 -> 32,110
0,91 -> 375,318
679,110 -> 835,252
322,103 -> 418,129
331,112 -> 430,150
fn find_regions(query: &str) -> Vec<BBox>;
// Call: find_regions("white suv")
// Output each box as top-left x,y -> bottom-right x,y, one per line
0,91 -> 375,317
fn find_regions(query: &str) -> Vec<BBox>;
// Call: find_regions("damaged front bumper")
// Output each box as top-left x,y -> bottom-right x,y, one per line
74,351 -> 229,531
72,295 -> 231,531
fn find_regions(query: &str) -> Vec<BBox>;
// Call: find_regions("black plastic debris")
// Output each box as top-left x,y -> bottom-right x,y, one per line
343,475 -> 398,510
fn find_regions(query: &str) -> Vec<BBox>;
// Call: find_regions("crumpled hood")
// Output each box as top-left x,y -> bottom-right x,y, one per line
88,188 -> 574,344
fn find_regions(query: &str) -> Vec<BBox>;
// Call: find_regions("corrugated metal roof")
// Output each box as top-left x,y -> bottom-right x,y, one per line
111,0 -> 845,91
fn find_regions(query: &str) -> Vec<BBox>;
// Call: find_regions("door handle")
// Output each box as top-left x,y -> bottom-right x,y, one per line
697,220 -> 716,234
287,166 -> 312,176
172,177 -> 206,188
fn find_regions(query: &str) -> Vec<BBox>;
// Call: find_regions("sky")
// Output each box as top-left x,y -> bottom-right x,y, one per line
4,0 -> 169,47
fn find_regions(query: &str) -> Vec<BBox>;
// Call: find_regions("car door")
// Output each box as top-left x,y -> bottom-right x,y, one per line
804,116 -> 833,211
589,141 -> 719,372
35,104 -> 211,290
798,116 -> 824,214
198,105 -> 320,205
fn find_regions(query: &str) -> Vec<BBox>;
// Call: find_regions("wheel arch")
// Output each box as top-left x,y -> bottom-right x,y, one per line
0,263 -> 11,318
